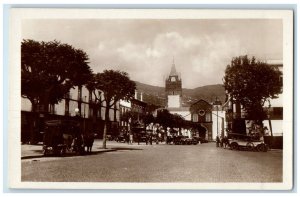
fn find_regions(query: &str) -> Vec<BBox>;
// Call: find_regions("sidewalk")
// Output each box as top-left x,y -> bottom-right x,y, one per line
21,139 -> 116,159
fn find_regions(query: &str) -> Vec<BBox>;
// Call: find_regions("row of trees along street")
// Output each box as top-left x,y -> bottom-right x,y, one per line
223,55 -> 282,136
22,40 -> 282,148
22,39 -> 136,148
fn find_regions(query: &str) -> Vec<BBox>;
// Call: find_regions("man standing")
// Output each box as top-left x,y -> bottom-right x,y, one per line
149,133 -> 153,145
129,132 -> 133,144
216,136 -> 220,147
137,133 -> 140,145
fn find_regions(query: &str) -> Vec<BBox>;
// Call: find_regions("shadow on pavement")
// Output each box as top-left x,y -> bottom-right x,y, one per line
22,145 -> 143,160
110,147 -> 143,151
21,149 -> 116,160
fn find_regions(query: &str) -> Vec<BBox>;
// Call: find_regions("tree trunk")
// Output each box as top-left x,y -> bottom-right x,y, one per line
42,90 -> 50,113
29,99 -> 37,144
268,119 -> 273,137
102,103 -> 110,149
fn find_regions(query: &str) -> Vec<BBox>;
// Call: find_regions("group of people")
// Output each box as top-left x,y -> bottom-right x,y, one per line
216,135 -> 229,149
123,133 -> 134,144
123,132 -> 159,145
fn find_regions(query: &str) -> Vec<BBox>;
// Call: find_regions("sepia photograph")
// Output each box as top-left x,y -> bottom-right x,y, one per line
8,8 -> 293,190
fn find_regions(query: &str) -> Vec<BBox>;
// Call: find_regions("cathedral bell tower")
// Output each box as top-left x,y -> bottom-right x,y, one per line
165,59 -> 182,108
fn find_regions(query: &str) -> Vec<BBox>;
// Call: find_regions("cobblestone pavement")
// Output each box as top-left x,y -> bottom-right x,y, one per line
21,141 -> 282,182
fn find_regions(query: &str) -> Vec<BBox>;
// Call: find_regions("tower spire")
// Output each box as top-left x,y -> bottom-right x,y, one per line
170,57 -> 177,76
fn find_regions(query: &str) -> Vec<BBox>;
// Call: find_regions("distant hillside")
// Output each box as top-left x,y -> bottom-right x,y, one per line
135,81 -> 226,107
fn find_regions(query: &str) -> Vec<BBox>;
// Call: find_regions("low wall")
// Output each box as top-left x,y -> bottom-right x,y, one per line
263,136 -> 283,149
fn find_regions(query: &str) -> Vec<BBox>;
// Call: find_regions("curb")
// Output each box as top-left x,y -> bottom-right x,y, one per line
21,148 -> 117,160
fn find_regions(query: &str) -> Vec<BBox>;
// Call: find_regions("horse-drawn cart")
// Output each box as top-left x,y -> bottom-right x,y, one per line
43,120 -> 85,156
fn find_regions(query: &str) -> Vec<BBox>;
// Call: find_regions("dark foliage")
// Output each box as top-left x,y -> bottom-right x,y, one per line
21,39 -> 92,111
224,55 -> 282,121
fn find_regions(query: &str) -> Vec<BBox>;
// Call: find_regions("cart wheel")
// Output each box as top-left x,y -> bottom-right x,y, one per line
60,148 -> 66,156
246,142 -> 254,151
43,149 -> 48,156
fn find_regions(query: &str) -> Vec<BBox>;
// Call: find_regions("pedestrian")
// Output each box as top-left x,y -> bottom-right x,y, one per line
129,133 -> 133,144
216,136 -> 220,147
149,133 -> 153,145
137,133 -> 140,145
220,137 -> 224,148
223,136 -> 229,149
146,134 -> 149,145
126,133 -> 130,144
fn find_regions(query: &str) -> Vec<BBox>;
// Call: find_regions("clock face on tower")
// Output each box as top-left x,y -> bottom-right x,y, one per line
199,110 -> 205,116
165,61 -> 182,108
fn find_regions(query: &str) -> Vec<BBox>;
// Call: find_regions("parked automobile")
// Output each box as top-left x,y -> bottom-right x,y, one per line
193,136 -> 208,144
228,133 -> 268,152
173,136 -> 185,145
172,136 -> 198,145
116,135 -> 126,143
139,132 -> 148,143
183,137 -> 199,145
199,137 -> 208,144
106,134 -> 114,141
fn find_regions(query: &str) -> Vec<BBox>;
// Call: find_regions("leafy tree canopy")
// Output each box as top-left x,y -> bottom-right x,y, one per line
224,55 -> 282,120
89,70 -> 136,148
92,70 -> 136,107
21,39 -> 92,107
155,109 -> 186,129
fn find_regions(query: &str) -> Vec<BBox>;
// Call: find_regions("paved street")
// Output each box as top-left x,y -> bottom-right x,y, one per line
21,141 -> 282,182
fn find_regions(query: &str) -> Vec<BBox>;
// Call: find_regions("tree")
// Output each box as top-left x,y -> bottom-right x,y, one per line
224,55 -> 282,123
155,109 -> 173,131
143,113 -> 155,128
21,39 -> 92,112
91,70 -> 136,148
22,39 -> 92,143
172,113 -> 186,134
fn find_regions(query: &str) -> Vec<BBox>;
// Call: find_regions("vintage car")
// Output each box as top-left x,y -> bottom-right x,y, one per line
228,133 -> 268,152
193,136 -> 208,144
172,136 -> 198,145
116,135 -> 126,143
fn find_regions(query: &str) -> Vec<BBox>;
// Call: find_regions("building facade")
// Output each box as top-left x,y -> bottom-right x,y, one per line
21,85 -> 120,143
119,90 -> 147,135
190,99 -> 213,141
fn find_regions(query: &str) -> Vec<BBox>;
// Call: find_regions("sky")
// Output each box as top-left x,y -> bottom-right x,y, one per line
22,19 -> 282,88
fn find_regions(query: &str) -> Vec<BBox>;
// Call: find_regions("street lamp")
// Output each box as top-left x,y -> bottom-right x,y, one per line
84,96 -> 87,118
84,96 -> 87,134
75,108 -> 80,116
267,100 -> 273,137
213,97 -> 222,137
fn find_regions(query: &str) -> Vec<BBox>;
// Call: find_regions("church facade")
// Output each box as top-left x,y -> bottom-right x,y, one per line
165,60 -> 214,140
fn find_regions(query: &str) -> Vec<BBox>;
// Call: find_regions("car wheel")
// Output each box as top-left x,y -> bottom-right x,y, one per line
231,142 -> 239,150
246,142 -> 254,151
257,144 -> 265,152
